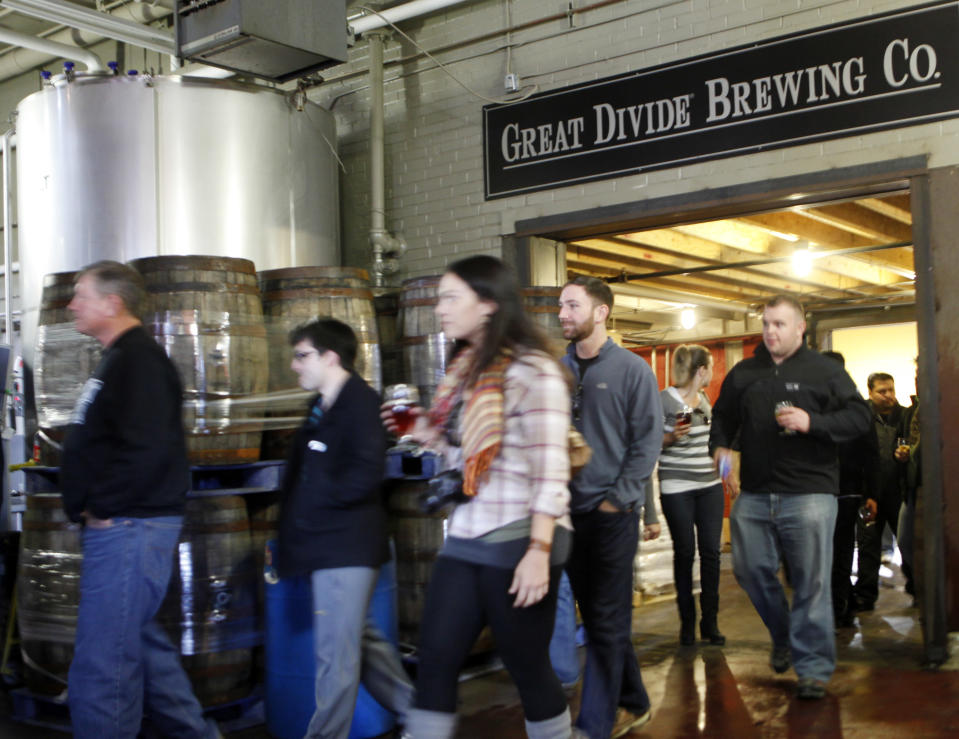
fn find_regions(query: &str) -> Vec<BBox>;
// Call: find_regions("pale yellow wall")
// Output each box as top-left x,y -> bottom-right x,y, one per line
831,323 -> 918,403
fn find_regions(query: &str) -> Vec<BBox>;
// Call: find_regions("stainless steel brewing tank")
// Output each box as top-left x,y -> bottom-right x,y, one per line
16,73 -> 340,366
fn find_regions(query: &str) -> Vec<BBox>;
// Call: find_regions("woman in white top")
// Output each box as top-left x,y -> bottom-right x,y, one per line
659,345 -> 726,647
385,255 -> 574,739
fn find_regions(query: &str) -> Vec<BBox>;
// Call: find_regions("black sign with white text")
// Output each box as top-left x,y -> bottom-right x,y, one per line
483,1 -> 959,199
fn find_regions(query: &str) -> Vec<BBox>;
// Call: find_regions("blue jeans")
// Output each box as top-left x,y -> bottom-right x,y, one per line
548,571 -> 581,685
307,566 -> 413,739
69,516 -> 212,739
567,509 -> 649,738
730,492 -> 837,683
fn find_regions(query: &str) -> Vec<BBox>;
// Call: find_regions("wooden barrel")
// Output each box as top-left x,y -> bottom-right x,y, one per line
131,256 -> 268,465
387,480 -> 493,653
245,494 -> 279,681
258,266 -> 382,392
387,481 -> 446,647
33,271 -> 103,466
16,493 -> 82,695
16,492 -> 259,706
257,266 -> 382,459
374,291 -> 402,389
522,286 -> 566,357
398,276 -> 454,409
158,495 -> 258,706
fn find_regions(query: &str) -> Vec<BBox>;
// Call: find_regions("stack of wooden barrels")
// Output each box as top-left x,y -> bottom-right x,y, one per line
24,254 -> 567,699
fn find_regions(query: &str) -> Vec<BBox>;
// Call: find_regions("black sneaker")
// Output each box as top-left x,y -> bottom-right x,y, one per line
770,646 -> 791,673
834,611 -> 856,628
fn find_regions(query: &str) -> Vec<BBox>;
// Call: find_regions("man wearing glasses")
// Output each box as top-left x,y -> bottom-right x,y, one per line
556,276 -> 663,739
275,318 -> 412,739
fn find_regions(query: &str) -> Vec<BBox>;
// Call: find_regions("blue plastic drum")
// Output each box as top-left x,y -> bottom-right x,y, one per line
264,540 -> 398,739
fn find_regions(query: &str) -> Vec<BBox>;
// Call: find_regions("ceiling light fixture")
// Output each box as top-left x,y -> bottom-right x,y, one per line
791,247 -> 813,277
680,308 -> 696,330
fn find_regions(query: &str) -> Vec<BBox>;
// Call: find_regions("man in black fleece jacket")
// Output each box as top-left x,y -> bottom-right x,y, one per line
61,260 -> 216,739
710,295 -> 870,701
276,318 -> 411,739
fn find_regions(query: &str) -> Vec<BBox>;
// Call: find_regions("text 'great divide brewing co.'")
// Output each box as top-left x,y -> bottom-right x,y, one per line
484,1 -> 959,199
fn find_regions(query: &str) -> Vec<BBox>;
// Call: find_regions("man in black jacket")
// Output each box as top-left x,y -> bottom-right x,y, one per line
710,295 -> 870,701
852,372 -> 907,611
61,260 -> 216,738
276,318 -> 412,739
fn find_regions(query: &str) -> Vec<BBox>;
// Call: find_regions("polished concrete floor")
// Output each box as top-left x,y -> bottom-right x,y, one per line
2,555 -> 957,738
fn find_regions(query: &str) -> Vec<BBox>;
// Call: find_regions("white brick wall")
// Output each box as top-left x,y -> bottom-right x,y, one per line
319,0 -> 959,282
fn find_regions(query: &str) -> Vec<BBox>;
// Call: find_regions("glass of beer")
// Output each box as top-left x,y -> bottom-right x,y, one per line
384,384 -> 420,449
775,400 -> 795,435
676,405 -> 693,428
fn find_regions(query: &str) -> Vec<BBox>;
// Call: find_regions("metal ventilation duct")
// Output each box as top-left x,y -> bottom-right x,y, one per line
175,0 -> 347,82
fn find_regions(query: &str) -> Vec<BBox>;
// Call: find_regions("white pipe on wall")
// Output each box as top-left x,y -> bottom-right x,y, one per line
0,1 -> 173,82
350,0 -> 476,37
367,31 -> 406,287
0,26 -> 103,71
1,0 -> 174,54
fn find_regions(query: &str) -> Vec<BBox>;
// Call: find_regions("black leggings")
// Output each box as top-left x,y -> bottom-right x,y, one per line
414,555 -> 567,721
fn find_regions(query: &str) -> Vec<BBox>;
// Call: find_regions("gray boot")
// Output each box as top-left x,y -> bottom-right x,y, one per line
525,706 -> 572,739
403,707 -> 458,739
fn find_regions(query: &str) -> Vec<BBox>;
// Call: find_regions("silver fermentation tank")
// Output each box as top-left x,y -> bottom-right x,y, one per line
15,71 -> 340,369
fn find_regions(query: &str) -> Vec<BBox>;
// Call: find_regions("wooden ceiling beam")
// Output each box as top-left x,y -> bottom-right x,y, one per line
566,252 -> 878,302
741,211 -> 914,273
797,202 -> 912,242
859,194 -> 912,224
574,231 -> 904,289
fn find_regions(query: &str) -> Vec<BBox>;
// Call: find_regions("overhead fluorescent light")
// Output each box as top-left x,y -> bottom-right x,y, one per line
680,308 -> 696,330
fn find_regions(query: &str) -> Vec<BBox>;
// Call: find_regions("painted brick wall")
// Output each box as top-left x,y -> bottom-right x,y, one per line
318,0 -> 959,283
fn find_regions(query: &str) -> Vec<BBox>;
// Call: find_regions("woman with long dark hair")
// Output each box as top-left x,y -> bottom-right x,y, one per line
386,255 -> 574,739
658,344 -> 726,647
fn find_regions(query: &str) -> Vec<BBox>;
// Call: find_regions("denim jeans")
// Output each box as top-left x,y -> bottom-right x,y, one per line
567,509 -> 649,739
69,516 -> 212,739
548,571 -> 581,685
659,484 -> 724,626
307,566 -> 413,739
730,492 -> 837,683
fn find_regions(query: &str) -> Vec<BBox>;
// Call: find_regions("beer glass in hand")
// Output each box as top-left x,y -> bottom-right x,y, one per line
384,384 -> 420,450
775,400 -> 796,436
895,436 -> 910,462
674,405 -> 693,440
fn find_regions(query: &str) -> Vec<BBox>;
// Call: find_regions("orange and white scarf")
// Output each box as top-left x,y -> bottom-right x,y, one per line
428,347 -> 510,497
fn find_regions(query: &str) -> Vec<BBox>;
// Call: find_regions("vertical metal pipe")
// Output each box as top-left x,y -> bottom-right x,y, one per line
2,129 -> 14,345
368,31 -> 387,287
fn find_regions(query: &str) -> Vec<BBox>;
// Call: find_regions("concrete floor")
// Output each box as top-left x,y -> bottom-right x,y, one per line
3,555 -> 958,738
